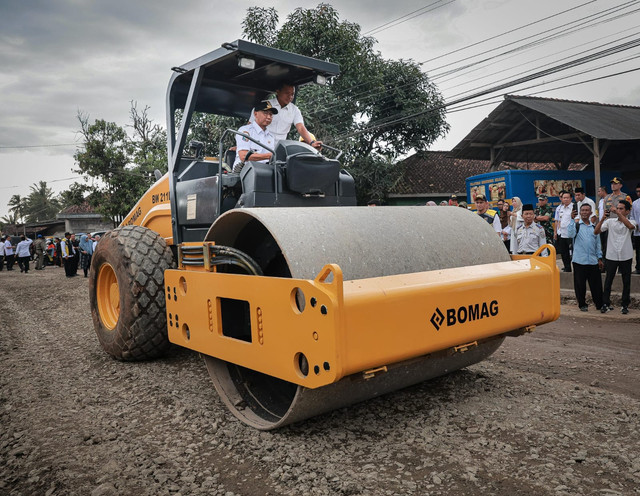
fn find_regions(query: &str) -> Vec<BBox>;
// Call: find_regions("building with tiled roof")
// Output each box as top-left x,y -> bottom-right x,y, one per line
388,151 -> 584,205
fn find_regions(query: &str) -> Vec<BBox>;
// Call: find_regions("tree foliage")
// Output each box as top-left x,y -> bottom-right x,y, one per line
128,101 -> 167,174
24,181 -> 61,222
73,102 -> 167,224
59,182 -> 91,209
7,195 -> 26,224
0,212 -> 18,230
184,112 -> 244,158
242,3 -> 449,202
3,184 -> 60,228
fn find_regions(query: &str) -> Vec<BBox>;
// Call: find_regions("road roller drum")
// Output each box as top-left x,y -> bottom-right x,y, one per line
162,207 -> 559,429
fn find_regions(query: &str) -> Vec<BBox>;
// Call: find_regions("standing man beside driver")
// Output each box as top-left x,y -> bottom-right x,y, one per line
250,82 -> 322,150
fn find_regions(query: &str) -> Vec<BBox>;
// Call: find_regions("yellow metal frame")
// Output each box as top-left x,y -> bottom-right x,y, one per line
165,244 -> 560,389
119,174 -> 173,244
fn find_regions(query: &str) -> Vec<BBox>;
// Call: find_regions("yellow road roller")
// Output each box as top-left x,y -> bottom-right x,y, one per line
90,40 -> 560,429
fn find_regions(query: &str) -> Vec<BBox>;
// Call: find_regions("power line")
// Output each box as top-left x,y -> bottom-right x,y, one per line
430,4 -> 640,82
311,38 -> 640,133
329,35 -> 640,142
525,64 -> 640,96
309,0 -> 640,126
304,4 -> 640,119
442,41 -> 640,102
420,0 -> 598,64
366,0 -> 454,36
0,176 -> 83,190
437,27 -> 639,91
423,0 -> 640,73
304,0 -> 639,112
0,143 -> 82,149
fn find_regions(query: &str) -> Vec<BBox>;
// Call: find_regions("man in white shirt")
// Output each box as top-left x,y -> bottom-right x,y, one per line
631,183 -> 640,274
554,191 -> 574,272
233,100 -> 278,173
250,82 -> 321,149
574,187 -> 596,224
3,236 -> 15,270
595,200 -> 637,314
0,235 -> 5,271
15,235 -> 33,273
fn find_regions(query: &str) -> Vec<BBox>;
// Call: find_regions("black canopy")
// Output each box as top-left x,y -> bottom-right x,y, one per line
167,40 -> 340,119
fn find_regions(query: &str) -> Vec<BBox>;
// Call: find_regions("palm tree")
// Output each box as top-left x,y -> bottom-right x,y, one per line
0,212 -> 19,231
8,195 -> 25,222
25,181 -> 60,222
7,195 -> 26,234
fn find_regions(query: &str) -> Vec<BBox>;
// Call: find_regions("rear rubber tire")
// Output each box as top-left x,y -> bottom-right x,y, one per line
89,225 -> 175,360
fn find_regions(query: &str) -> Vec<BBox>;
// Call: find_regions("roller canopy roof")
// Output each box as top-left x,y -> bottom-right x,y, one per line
167,39 -> 340,118
450,95 -> 640,167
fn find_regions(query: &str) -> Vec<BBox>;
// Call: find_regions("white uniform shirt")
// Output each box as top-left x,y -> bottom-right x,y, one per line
577,197 -> 596,218
631,198 -> 640,237
233,122 -> 276,172
4,239 -> 13,256
15,238 -> 32,257
515,223 -> 546,253
249,97 -> 304,143
0,240 -> 5,257
554,203 -> 574,238
600,217 -> 637,261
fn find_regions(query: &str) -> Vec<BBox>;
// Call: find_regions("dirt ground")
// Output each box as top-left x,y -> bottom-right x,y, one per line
1,267 -> 639,496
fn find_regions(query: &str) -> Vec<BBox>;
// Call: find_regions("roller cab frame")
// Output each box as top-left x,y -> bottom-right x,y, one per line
163,40 -> 351,246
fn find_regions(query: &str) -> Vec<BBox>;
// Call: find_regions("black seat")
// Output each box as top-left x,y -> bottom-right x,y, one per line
286,153 -> 340,194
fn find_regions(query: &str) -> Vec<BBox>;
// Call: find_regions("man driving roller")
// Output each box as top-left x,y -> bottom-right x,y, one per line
233,100 -> 278,173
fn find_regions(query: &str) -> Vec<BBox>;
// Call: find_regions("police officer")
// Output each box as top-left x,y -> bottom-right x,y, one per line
534,194 -> 554,244
603,177 -> 632,218
233,100 -> 278,173
34,234 -> 46,270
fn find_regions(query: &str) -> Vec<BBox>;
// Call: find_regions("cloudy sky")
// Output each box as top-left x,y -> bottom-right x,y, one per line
2,0 -> 639,218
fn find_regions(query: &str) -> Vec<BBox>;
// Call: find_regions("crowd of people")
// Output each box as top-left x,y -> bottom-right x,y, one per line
0,232 -> 101,278
464,177 -> 640,315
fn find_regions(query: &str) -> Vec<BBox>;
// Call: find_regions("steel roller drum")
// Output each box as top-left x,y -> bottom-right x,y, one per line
204,206 -> 510,429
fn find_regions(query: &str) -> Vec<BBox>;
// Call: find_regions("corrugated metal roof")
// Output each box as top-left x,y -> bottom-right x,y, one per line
511,96 -> 640,140
449,95 -> 640,169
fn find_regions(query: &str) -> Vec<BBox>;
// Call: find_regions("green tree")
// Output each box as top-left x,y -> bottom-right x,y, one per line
74,101 -> 170,225
74,113 -> 152,225
0,212 -> 18,231
242,3 -> 449,202
8,194 -> 26,224
24,181 -> 60,222
129,101 -> 168,174
59,182 -> 91,209
183,112 -> 244,159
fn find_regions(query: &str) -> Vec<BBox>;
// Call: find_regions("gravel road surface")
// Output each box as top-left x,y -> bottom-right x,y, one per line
1,268 -> 638,495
